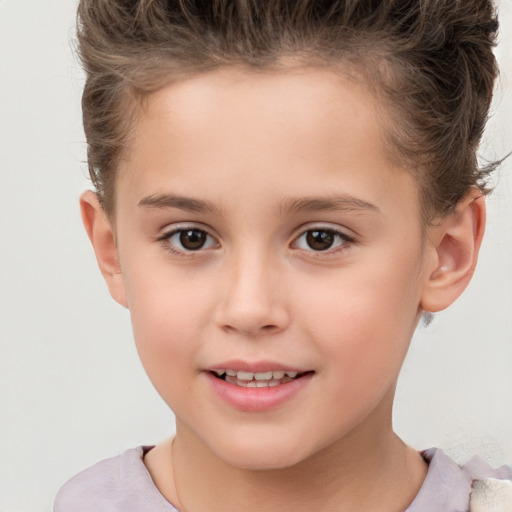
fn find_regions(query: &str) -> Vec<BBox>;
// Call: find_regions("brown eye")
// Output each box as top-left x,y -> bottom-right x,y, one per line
179,229 -> 208,250
293,227 -> 353,253
160,227 -> 218,254
305,230 -> 336,251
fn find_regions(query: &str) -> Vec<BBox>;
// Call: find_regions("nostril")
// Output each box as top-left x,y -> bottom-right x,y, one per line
221,322 -> 281,335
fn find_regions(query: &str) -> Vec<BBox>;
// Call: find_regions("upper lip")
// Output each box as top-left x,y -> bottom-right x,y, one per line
206,359 -> 308,373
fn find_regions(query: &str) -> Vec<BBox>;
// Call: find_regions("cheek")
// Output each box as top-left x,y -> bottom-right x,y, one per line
299,251 -> 421,331
123,266 -> 211,398
297,256 -> 423,387
125,252 -> 211,338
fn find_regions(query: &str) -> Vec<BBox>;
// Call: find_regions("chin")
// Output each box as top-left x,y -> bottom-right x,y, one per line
209,433 -> 316,471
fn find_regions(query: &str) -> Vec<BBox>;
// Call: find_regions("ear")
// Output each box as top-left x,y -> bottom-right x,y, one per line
80,190 -> 128,308
420,189 -> 486,313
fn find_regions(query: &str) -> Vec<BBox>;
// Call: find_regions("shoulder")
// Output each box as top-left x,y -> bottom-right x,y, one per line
54,446 -> 178,512
407,448 -> 512,512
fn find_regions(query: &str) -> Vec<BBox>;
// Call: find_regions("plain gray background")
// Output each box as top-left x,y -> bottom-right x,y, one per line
0,1 -> 511,510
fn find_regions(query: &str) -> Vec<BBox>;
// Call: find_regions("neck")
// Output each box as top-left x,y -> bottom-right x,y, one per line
169,418 -> 426,512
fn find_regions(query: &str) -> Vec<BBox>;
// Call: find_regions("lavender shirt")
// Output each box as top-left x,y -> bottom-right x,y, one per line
54,447 -> 512,512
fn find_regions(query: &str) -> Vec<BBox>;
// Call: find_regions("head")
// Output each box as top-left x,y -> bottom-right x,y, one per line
77,0 -> 498,469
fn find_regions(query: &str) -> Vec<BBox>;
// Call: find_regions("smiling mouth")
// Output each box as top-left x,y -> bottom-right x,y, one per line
211,369 -> 312,388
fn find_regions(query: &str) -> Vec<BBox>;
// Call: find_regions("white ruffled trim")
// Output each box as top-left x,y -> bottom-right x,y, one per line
470,478 -> 512,512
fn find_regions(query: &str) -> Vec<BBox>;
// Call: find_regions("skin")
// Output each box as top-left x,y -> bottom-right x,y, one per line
82,67 -> 486,512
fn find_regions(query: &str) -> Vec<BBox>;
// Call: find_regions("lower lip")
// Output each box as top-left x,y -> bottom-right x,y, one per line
206,372 -> 313,412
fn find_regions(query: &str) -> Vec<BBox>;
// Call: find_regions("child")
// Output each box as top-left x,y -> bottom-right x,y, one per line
55,0 -> 512,510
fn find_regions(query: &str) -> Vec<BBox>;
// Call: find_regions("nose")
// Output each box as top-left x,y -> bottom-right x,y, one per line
214,250 -> 290,337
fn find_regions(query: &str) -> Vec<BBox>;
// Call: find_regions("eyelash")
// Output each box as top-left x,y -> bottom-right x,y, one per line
157,226 -> 219,257
292,227 -> 355,255
156,225 -> 356,257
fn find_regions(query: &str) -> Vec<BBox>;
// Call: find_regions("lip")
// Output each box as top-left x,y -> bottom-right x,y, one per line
207,359 -> 304,373
205,360 -> 314,412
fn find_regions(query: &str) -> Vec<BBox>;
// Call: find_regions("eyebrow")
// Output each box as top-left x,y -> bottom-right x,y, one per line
279,195 -> 380,215
138,194 -> 223,216
138,193 -> 379,217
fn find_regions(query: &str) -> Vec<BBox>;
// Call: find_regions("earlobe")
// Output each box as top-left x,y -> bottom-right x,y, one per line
420,190 -> 486,313
80,190 -> 128,308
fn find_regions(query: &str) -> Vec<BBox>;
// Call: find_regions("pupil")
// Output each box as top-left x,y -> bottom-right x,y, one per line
306,230 -> 334,251
180,230 -> 206,250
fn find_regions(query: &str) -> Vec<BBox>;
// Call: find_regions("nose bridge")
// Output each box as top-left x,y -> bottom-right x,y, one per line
216,244 -> 288,335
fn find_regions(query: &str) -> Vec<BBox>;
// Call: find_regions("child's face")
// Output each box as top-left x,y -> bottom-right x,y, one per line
110,68 -> 437,468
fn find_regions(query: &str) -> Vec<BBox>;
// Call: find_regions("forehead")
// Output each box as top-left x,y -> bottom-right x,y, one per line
118,67 -> 421,225
138,67 -> 378,150
147,66 -> 367,118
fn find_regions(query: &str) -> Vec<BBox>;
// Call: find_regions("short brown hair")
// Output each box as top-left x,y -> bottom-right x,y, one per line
76,0 -> 499,221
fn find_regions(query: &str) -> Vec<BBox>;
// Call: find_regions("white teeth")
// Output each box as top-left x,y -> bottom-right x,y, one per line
216,368 -> 304,387
254,371 -> 273,380
223,375 -> 301,388
235,370 -> 298,381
